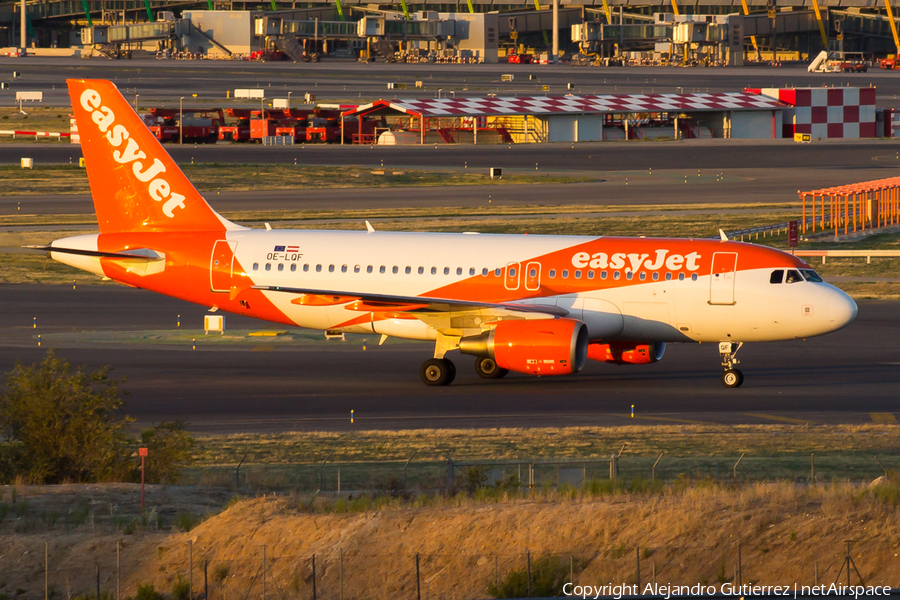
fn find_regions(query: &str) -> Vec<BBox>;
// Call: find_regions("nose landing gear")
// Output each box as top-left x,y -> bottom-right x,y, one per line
719,341 -> 744,388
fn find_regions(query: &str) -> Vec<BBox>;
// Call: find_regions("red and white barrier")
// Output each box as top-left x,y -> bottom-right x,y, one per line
747,87 -> 877,139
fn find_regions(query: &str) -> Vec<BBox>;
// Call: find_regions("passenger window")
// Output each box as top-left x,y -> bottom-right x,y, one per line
800,269 -> 823,283
639,272 -> 646,280
329,265 -> 335,273
588,271 -> 594,279
265,263 -> 271,271
785,270 -> 803,284
600,271 -> 607,280
380,266 -> 386,274
252,263 -> 259,271
626,272 -> 633,280
509,268 -> 516,277
613,272 -> 620,280
691,273 -> 698,281
652,272 -> 659,281
457,267 -> 462,275
549,269 -> 556,278
769,270 -> 784,284
367,265 -> 373,273
530,268 -> 537,278
562,270 -> 569,278
354,265 -> 360,273
341,265 -> 347,273
483,268 -> 489,276
393,266 -> 399,274
418,266 -> 424,275
574,270 -> 582,279
316,264 -> 322,272
495,268 -> 502,277
431,267 -> 437,275
469,268 -> 476,276
678,273 -> 685,281
277,264 -> 284,272
405,266 -> 411,274
444,267 -> 450,275
290,264 -> 296,272
665,272 -> 672,281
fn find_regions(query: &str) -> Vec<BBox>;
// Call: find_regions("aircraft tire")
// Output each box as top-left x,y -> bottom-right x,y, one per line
721,369 -> 744,388
475,357 -> 509,380
421,358 -> 455,386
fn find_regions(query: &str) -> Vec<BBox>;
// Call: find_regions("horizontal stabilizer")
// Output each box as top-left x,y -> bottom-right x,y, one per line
24,245 -> 165,261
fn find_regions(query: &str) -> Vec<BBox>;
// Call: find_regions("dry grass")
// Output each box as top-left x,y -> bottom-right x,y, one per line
3,480 -> 900,595
0,106 -> 72,134
0,164 -> 589,196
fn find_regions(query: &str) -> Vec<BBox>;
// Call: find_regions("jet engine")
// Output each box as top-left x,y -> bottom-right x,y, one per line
459,318 -> 589,376
587,342 -> 666,365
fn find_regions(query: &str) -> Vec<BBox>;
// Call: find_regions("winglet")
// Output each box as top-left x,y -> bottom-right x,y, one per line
718,229 -> 728,242
365,220 -> 375,233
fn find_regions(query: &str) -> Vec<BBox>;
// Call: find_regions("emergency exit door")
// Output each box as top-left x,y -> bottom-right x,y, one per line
210,240 -> 237,293
709,252 -> 737,305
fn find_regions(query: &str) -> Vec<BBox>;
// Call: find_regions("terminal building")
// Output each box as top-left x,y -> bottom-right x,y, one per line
2,0 -> 900,63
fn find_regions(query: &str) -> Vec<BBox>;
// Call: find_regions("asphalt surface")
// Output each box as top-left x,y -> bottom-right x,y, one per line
2,61 -> 898,433
3,59 -> 900,108
2,284 -> 898,433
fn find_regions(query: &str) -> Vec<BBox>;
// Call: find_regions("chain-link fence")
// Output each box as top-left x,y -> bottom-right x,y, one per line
35,541 -> 900,599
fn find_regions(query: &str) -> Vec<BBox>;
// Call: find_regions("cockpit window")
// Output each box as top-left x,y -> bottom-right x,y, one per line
785,270 -> 803,284
800,269 -> 823,283
769,270 -> 784,284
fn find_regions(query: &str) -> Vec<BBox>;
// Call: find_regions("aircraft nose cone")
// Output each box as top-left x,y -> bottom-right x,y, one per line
828,289 -> 858,330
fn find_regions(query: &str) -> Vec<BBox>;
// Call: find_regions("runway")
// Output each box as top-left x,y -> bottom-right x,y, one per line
2,284 -> 897,433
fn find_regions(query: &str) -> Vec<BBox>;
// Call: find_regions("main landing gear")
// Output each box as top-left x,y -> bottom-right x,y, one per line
420,356 -> 510,386
719,341 -> 744,388
420,358 -> 456,386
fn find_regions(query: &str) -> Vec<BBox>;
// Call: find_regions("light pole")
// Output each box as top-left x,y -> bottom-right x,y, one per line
287,91 -> 291,110
179,97 -> 184,144
134,93 -> 139,112
139,447 -> 148,512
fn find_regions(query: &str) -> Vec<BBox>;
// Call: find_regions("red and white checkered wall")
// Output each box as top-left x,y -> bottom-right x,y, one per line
746,87 -> 876,139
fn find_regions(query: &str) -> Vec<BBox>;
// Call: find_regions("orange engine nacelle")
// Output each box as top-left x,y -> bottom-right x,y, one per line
587,341 -> 666,365
458,318 -> 589,376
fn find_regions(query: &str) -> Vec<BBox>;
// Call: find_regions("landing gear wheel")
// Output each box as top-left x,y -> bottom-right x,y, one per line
475,357 -> 509,379
722,369 -> 744,388
420,358 -> 456,386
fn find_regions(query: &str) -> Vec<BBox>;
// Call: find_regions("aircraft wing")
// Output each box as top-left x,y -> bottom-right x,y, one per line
251,285 -> 570,317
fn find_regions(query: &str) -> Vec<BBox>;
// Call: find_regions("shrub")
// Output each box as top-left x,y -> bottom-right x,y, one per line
486,554 -> 571,598
171,576 -> 191,600
134,584 -> 163,600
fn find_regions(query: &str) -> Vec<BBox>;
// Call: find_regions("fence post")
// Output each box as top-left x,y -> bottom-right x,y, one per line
733,453 -> 744,481
737,543 -> 742,587
339,548 -> 344,600
526,551 -> 532,597
204,560 -> 208,600
415,553 -> 421,600
651,453 -> 664,482
312,554 -> 317,600
189,540 -> 193,600
609,454 -> 617,481
635,547 -> 640,587
811,453 -> 815,484
263,545 -> 267,600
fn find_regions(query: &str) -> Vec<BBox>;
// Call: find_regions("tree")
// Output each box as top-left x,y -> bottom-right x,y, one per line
0,350 -> 134,484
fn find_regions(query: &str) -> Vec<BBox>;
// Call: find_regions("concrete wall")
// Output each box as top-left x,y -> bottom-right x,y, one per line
440,11 -> 499,63
183,10 -> 254,56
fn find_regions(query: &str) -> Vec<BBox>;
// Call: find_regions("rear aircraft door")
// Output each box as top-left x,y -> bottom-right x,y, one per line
524,262 -> 541,291
505,262 -> 521,291
709,252 -> 737,305
210,240 -> 237,293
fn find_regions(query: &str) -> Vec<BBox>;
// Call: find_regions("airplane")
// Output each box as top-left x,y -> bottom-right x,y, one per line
32,79 -> 858,389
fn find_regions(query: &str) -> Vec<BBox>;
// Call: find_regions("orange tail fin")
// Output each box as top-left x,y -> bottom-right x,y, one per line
67,79 -> 229,234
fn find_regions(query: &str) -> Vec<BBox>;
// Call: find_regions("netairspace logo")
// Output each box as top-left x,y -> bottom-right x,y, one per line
563,583 -> 893,599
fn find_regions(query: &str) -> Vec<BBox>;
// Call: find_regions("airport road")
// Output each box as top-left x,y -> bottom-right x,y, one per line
1,284 -> 898,433
3,59 -> 900,108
